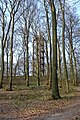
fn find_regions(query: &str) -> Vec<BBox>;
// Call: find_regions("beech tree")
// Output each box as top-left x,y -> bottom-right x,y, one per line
65,7 -> 80,85
58,0 -> 69,93
0,1 -> 10,88
43,0 -> 52,87
49,0 -> 60,99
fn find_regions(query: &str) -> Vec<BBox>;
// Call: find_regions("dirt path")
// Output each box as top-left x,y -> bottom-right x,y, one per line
0,86 -> 80,120
33,87 -> 80,120
33,102 -> 80,120
0,102 -> 80,120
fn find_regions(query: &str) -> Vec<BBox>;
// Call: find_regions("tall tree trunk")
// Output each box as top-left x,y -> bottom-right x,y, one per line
36,37 -> 40,86
6,39 -> 9,80
40,36 -> 44,76
58,0 -> 69,93
9,14 -> 14,91
45,40 -> 49,85
50,0 -> 60,99
26,34 -> 29,87
0,12 -> 5,88
58,40 -> 62,88
24,20 -> 30,87
24,21 -> 30,87
44,0 -> 52,88
0,41 -> 4,88
73,55 -> 77,85
67,27 -> 77,86
69,26 -> 74,83
32,38 -> 35,76
24,50 -> 26,80
23,34 -> 26,80
49,34 -> 52,88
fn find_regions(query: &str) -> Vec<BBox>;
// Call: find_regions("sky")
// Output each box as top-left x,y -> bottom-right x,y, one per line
1,0 -> 80,64
75,3 -> 80,16
68,0 -> 80,16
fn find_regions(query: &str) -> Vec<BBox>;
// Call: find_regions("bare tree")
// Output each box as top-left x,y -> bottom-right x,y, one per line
58,0 -> 69,93
49,0 -> 60,99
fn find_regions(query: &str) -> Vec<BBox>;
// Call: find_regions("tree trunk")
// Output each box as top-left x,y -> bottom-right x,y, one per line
0,43 -> 4,88
32,38 -> 35,76
9,14 -> 14,91
23,34 -> 26,80
40,36 -> 44,76
58,40 -> 62,88
24,50 -> 26,80
45,40 -> 49,85
74,56 -> 77,85
50,0 -> 60,99
26,34 -> 29,87
6,39 -> 9,80
44,0 -> 52,88
0,12 -> 5,88
36,38 -> 40,86
69,26 -> 74,83
58,0 -> 69,93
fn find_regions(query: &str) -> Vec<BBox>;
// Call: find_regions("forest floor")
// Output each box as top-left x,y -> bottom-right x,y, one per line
0,80 -> 80,120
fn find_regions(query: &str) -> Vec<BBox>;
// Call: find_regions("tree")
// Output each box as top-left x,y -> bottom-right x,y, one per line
58,0 -> 69,93
57,38 -> 62,88
50,0 -> 60,99
43,0 -> 52,87
45,40 -> 49,84
0,0 -> 10,88
22,0 -> 37,86
65,7 -> 80,85
6,37 -> 9,80
9,0 -> 21,90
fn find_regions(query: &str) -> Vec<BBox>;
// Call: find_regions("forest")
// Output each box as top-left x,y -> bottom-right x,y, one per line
0,0 -> 80,119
